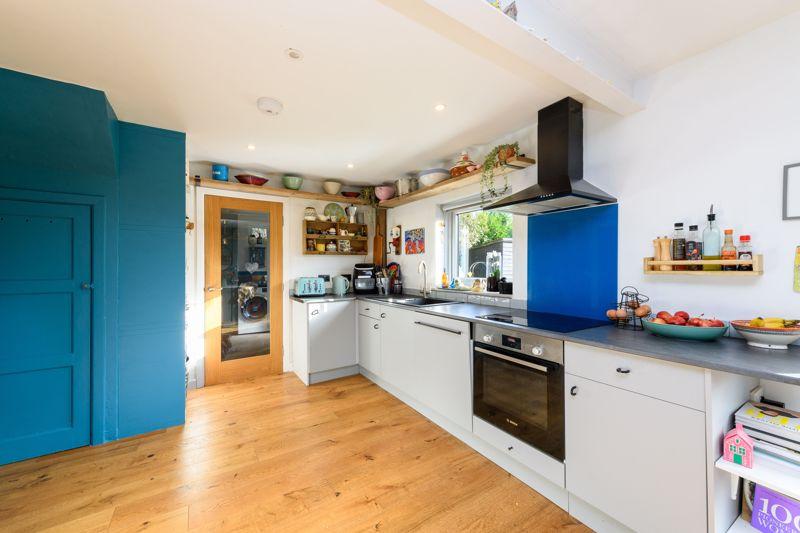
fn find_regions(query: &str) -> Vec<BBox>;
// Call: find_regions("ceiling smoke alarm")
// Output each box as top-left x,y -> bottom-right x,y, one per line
256,97 -> 284,116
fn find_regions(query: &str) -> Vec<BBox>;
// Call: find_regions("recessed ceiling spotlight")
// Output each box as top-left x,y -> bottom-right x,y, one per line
285,48 -> 304,61
434,103 -> 446,111
256,97 -> 284,116
347,163 -> 355,169
247,144 -> 255,151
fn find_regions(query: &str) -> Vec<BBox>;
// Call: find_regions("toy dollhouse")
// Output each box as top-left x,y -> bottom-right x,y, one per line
723,423 -> 755,468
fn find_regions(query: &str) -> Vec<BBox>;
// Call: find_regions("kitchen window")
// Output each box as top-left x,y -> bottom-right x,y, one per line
444,200 -> 513,284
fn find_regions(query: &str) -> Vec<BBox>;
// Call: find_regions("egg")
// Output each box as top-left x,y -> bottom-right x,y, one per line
626,300 -> 640,309
635,305 -> 652,317
615,308 -> 628,319
606,309 -> 617,320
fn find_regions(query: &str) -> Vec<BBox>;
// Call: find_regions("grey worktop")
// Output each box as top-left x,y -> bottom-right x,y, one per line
290,294 -> 357,303
359,295 -> 800,386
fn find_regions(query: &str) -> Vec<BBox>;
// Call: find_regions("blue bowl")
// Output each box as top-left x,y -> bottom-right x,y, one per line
642,319 -> 728,341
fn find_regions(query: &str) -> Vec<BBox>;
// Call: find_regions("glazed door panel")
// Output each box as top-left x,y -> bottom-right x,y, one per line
204,196 -> 283,385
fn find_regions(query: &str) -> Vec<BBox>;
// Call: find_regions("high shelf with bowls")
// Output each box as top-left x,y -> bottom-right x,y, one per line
195,177 -> 369,205
378,156 -> 535,208
643,255 -> 763,276
303,220 -> 368,256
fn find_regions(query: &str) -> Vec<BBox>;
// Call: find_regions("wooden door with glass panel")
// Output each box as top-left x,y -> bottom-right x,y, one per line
204,196 -> 283,385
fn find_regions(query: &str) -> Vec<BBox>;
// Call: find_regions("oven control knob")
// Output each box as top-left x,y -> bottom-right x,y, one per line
482,334 -> 494,343
531,345 -> 544,356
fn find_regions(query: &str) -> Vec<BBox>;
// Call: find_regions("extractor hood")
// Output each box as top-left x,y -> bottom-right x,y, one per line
484,97 -> 616,216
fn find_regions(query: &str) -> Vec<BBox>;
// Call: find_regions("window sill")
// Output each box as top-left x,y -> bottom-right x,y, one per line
434,287 -> 513,298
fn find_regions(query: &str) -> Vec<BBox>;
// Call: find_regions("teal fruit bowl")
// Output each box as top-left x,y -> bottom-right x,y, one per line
642,319 -> 728,341
282,175 -> 303,190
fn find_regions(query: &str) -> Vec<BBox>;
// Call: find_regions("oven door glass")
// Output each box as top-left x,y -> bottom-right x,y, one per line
473,343 -> 564,460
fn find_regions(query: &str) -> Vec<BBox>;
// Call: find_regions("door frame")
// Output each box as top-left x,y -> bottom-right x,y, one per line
203,194 -> 283,385
0,187 -> 108,445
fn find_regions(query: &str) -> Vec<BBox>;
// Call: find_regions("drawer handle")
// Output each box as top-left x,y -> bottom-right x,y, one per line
507,446 -> 514,451
570,386 -> 578,396
364,307 -> 370,311
380,312 -> 386,318
373,324 -> 379,330
414,321 -> 462,336
616,367 -> 631,374
311,309 -> 319,316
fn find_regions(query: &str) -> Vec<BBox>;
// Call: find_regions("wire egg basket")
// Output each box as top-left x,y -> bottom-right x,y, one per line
611,286 -> 651,331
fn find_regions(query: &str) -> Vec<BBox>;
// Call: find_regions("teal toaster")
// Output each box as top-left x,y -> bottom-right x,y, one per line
294,277 -> 326,296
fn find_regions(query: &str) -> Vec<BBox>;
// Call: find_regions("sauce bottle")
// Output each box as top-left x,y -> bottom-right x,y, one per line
737,235 -> 752,271
721,229 -> 737,270
672,223 -> 686,270
686,225 -> 703,271
702,205 -> 722,271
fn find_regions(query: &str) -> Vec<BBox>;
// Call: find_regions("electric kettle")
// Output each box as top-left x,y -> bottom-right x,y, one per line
331,275 -> 350,296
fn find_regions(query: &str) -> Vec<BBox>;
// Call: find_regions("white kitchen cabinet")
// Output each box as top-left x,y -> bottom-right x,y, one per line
292,299 -> 358,385
565,373 -> 707,533
378,305 -> 418,396
357,313 -> 381,376
411,314 -> 472,431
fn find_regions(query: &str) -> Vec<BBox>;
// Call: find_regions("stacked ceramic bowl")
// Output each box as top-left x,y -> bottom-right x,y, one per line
418,168 -> 449,188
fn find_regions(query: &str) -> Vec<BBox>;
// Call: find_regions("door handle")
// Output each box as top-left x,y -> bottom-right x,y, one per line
616,367 -> 631,374
570,386 -> 578,396
206,286 -> 221,292
414,321 -> 462,336
81,282 -> 94,290
373,324 -> 379,330
311,309 -> 319,316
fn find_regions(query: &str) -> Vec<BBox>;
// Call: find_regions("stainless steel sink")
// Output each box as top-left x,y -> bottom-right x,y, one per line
364,296 -> 460,307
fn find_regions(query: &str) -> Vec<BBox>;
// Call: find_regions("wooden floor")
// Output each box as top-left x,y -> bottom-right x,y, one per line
0,373 -> 589,532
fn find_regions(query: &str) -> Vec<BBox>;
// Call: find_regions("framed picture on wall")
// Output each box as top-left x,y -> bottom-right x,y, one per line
785,162 -> 800,220
404,228 -> 425,254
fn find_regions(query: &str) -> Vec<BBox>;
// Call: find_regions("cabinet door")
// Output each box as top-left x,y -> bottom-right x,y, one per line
307,301 -> 356,372
358,314 -> 380,375
565,374 -> 707,533
379,306 -> 417,395
412,315 -> 472,430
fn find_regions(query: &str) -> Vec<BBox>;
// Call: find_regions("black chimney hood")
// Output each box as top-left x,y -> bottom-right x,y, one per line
484,97 -> 616,216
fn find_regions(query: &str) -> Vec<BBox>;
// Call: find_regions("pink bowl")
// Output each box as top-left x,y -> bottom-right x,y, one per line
235,174 -> 268,186
375,185 -> 395,201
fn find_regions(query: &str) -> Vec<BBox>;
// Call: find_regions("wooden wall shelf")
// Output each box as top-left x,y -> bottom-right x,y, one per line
303,220 -> 369,256
378,156 -> 535,208
195,177 -> 368,205
643,255 -> 763,276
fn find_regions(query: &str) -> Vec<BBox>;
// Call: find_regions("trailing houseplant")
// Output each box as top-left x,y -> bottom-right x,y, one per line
360,186 -> 380,208
480,142 -> 518,203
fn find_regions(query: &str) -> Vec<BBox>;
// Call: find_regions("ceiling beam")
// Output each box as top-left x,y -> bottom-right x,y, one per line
380,0 -> 644,115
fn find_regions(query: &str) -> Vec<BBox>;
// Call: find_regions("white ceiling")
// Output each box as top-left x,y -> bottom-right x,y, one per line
1,0 -> 797,184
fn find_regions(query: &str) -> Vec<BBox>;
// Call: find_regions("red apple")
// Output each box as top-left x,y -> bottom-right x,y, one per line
674,311 -> 690,321
652,318 -> 667,324
656,311 -> 672,320
667,316 -> 687,326
698,319 -> 713,327
708,319 -> 725,328
687,317 -> 703,327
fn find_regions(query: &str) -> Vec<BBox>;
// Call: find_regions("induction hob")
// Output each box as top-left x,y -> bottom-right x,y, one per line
476,310 -> 609,333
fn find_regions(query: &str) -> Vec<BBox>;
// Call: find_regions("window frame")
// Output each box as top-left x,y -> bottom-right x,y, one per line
443,195 -> 513,283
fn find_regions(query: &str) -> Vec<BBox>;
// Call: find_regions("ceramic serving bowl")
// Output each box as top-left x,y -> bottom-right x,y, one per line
322,180 -> 342,195
730,320 -> 800,350
282,175 -> 303,190
374,185 -> 395,201
642,319 -> 728,341
235,174 -> 268,186
418,168 -> 449,187
341,191 -> 360,198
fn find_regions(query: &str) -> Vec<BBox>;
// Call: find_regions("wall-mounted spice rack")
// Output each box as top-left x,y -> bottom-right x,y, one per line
642,255 -> 763,276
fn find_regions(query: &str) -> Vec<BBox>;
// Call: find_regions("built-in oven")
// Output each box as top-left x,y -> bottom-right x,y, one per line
472,323 -> 565,461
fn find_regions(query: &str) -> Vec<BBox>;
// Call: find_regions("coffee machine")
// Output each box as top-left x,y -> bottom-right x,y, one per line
353,263 -> 377,294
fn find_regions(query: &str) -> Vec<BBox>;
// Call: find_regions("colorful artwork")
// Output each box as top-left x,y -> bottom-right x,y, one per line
404,228 -> 425,255
723,423 -> 754,468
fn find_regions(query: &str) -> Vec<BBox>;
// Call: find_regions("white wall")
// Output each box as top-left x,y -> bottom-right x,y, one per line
186,165 -> 374,386
583,12 -> 800,406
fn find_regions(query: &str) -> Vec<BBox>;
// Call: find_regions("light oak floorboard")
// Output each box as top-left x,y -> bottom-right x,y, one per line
0,373 -> 588,532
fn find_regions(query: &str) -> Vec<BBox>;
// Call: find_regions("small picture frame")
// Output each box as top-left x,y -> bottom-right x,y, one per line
784,162 -> 800,220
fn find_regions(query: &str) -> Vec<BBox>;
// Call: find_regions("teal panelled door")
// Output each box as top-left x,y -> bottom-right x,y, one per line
0,199 -> 91,465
